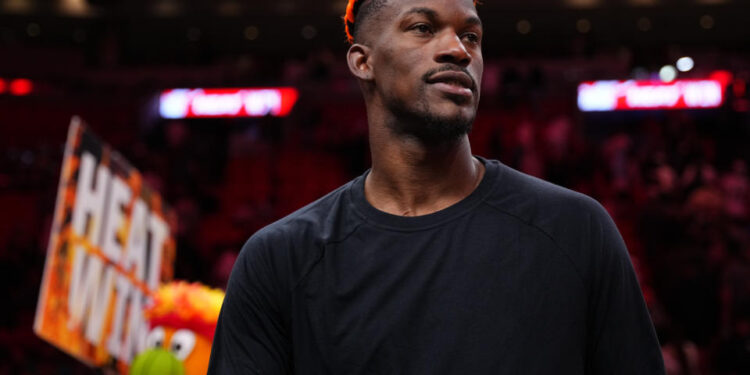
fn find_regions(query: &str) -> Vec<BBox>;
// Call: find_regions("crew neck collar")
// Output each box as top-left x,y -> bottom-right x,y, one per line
348,156 -> 499,232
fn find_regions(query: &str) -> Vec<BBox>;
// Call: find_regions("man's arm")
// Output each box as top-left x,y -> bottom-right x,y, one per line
585,204 -> 665,374
207,235 -> 292,374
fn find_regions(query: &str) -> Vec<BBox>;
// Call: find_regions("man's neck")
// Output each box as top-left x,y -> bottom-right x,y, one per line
365,125 -> 484,217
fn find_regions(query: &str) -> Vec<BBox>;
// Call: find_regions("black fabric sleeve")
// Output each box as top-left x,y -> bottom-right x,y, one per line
207,235 -> 292,374
585,204 -> 665,374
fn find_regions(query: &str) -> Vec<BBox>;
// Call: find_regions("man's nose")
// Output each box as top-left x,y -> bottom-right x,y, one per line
434,32 -> 472,66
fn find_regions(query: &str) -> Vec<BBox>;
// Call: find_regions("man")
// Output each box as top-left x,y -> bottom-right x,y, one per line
208,0 -> 665,373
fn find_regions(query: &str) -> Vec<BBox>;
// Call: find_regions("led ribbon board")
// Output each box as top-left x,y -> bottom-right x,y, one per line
578,79 -> 726,111
159,87 -> 299,119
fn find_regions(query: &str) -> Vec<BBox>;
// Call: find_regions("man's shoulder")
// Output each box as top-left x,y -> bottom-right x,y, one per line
484,160 -> 607,227
234,177 -> 363,286
483,160 -> 622,288
244,177 -> 362,252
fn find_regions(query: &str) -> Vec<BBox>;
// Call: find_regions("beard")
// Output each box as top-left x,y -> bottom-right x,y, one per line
383,69 -> 476,145
385,95 -> 475,145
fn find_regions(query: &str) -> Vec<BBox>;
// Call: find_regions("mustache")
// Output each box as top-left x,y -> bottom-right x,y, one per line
422,65 -> 477,91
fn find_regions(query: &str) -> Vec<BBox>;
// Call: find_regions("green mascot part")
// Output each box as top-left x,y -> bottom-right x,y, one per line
129,348 -> 186,375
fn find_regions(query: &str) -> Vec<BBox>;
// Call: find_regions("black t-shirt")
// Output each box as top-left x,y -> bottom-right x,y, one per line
208,158 -> 665,374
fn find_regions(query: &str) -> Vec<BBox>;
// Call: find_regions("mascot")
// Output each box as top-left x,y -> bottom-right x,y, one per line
129,281 -> 224,375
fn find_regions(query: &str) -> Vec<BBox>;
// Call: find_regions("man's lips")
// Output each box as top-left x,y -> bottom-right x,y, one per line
425,71 -> 475,98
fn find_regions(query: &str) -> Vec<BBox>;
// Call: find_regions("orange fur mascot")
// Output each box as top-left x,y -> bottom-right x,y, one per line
129,281 -> 224,375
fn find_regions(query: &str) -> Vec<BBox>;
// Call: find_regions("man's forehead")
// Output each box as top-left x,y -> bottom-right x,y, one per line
374,0 -> 480,29
385,0 -> 478,15
345,0 -> 479,44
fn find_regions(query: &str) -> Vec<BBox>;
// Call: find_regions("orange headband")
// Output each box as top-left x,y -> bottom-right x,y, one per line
344,0 -> 480,44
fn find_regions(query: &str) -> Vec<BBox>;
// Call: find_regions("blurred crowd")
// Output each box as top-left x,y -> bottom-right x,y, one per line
1,52 -> 749,374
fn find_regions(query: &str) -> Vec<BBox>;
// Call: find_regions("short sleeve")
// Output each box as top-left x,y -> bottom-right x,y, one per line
585,203 -> 665,374
207,235 -> 292,374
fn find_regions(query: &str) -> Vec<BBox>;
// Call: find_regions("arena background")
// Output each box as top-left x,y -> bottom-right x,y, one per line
1,0 -> 749,373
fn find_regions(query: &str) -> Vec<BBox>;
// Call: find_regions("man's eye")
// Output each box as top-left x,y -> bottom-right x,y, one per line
411,24 -> 433,34
463,33 -> 480,44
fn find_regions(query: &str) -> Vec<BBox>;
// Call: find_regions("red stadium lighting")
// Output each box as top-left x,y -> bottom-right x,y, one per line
159,87 -> 299,119
0,78 -> 6,94
9,78 -> 33,96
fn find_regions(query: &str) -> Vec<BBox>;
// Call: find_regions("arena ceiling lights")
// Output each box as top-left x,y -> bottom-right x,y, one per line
159,87 -> 299,119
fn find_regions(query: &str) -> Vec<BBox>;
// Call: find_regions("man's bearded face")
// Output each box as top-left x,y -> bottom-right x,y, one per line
366,0 -> 483,143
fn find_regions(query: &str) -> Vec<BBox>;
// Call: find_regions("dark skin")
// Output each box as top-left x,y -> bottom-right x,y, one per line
347,0 -> 484,216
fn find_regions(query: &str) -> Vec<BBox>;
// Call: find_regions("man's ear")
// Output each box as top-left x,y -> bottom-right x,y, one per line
347,43 -> 373,81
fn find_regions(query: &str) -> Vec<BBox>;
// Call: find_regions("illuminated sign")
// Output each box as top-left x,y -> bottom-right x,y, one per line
0,78 -> 33,95
35,118 -> 176,370
159,87 -> 298,119
578,79 -> 726,111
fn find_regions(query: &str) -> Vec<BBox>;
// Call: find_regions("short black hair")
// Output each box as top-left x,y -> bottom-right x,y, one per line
349,0 -> 388,43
